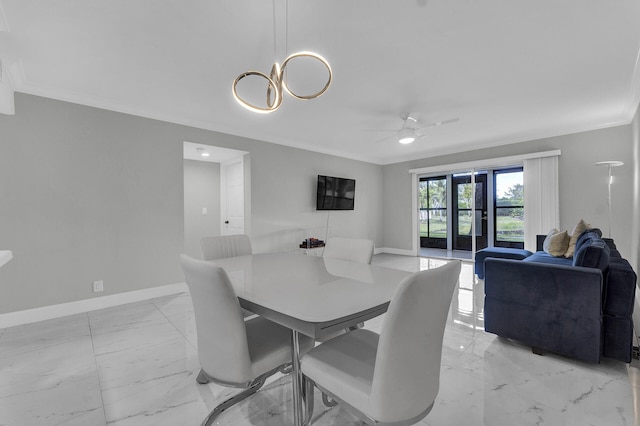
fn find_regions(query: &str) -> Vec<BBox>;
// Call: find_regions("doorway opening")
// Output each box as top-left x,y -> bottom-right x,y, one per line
183,142 -> 249,259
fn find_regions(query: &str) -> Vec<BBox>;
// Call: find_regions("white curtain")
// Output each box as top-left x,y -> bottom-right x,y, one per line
523,156 -> 559,251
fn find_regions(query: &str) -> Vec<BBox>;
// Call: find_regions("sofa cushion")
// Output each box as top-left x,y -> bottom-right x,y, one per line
573,239 -> 610,270
523,251 -> 573,266
574,228 -> 603,254
474,247 -> 532,279
543,229 -> 570,257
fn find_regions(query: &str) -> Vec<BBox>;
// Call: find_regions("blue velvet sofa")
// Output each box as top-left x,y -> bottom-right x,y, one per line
483,229 -> 637,363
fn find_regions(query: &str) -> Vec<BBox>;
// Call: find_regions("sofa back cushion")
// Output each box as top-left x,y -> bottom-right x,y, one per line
575,228 -> 603,253
564,219 -> 591,258
573,238 -> 610,270
603,258 -> 637,316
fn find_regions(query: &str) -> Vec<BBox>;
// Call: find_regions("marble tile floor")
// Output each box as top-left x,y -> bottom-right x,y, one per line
0,254 -> 638,425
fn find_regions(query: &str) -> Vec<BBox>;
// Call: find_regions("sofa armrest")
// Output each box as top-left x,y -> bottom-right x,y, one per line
484,258 -> 604,362
484,258 -> 603,317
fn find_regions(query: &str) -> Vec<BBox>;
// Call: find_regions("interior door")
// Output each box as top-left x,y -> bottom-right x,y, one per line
221,158 -> 245,235
452,174 -> 488,251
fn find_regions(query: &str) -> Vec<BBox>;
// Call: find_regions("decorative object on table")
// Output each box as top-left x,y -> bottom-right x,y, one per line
595,160 -> 624,238
299,237 -> 324,249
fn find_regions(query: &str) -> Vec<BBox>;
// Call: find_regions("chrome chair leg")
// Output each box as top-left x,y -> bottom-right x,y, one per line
322,392 -> 337,408
303,377 -> 315,425
196,369 -> 210,384
199,366 -> 282,426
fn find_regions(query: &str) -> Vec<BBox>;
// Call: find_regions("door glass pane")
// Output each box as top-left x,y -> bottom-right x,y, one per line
458,183 -> 471,209
458,211 -> 471,235
429,210 -> 447,238
419,210 -> 428,237
428,179 -> 446,209
418,181 -> 429,209
458,182 -> 484,209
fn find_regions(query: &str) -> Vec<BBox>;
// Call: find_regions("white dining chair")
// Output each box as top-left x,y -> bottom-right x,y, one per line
322,237 -> 374,265
200,234 -> 254,317
300,260 -> 461,425
200,234 -> 252,261
180,254 -> 314,426
318,237 -> 375,348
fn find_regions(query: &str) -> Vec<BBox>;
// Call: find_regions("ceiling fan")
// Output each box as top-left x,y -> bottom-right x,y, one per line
372,113 -> 459,144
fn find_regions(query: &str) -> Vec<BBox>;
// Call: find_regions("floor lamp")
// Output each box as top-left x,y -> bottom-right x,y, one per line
595,160 -> 624,238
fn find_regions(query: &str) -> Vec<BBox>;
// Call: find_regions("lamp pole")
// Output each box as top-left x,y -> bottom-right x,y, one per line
595,161 -> 624,238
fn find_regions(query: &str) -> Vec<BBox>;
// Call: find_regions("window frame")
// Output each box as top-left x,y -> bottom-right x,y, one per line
493,167 -> 524,249
419,176 -> 448,247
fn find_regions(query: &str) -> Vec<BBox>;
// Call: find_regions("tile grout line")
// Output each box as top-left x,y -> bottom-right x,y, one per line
87,311 -> 109,425
151,297 -> 198,352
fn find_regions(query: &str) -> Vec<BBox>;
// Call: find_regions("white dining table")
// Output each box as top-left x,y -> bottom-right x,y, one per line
212,252 -> 411,426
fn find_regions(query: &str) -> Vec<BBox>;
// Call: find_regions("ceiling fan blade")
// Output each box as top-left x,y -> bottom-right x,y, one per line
416,117 -> 460,131
373,134 -> 397,144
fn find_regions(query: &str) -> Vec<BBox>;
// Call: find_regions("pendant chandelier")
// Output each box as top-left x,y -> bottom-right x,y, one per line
232,1 -> 332,114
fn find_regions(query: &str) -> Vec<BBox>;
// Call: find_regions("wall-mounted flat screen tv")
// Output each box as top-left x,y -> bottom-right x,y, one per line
316,175 -> 355,210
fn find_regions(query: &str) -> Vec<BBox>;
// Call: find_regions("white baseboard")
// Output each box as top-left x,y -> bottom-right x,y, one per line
377,247 -> 416,256
0,282 -> 188,329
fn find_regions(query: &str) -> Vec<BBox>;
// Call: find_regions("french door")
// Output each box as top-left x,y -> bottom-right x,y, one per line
452,174 -> 488,251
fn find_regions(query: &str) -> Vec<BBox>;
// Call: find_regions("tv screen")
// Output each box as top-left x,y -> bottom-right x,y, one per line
316,175 -> 355,210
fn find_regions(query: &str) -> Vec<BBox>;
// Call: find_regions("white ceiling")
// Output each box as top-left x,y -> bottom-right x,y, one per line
1,0 -> 639,165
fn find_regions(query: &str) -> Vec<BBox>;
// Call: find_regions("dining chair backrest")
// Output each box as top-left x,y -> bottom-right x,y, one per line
179,254 -> 253,384
368,260 -> 461,422
200,234 -> 252,261
323,237 -> 374,264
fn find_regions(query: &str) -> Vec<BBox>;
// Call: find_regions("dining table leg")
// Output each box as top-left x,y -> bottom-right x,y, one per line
291,330 -> 304,426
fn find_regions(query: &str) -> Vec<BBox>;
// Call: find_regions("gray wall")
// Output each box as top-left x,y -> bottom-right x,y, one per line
383,125 -> 636,260
183,159 -> 221,259
0,94 -> 383,314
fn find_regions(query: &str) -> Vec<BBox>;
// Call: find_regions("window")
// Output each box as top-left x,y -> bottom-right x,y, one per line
419,177 -> 447,248
494,168 -> 524,248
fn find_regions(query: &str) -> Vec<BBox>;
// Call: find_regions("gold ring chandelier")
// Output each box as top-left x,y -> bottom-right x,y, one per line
232,51 -> 332,114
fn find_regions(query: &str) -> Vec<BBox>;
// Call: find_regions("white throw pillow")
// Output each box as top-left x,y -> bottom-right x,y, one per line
564,219 -> 591,258
543,230 -> 570,257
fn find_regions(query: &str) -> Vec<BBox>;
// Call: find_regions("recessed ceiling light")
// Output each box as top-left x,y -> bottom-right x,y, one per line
196,147 -> 210,157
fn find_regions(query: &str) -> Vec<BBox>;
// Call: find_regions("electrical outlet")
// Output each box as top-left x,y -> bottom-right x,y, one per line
93,280 -> 104,293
